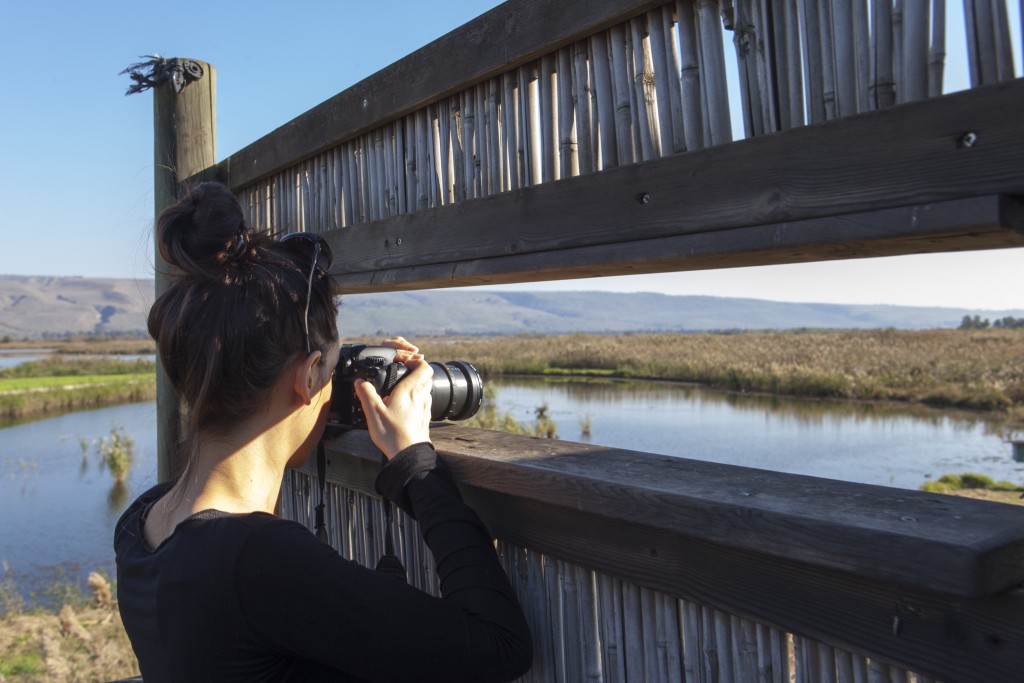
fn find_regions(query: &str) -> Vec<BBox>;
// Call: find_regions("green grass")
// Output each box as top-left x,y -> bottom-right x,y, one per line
0,373 -> 152,392
0,652 -> 42,676
0,356 -> 157,420
920,472 -> 1024,493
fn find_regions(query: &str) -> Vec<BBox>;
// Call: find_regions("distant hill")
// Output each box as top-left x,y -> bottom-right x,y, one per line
2,275 -> 1022,339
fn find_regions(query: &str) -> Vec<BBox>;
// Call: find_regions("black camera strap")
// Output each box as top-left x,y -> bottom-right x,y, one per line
374,453 -> 408,582
314,440 -> 328,544
313,441 -> 407,582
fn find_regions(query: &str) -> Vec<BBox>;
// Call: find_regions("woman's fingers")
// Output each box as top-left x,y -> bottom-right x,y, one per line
353,363 -> 433,459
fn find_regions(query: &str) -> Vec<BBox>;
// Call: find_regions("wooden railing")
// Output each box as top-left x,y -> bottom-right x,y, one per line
281,427 -> 1024,682
159,1 -> 1024,680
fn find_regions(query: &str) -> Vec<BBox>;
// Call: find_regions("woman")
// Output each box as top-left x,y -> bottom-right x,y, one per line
115,182 -> 532,682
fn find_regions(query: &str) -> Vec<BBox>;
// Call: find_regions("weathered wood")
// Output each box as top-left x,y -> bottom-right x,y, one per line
152,58 -> 217,482
314,80 -> 1024,292
305,430 -> 1024,683
220,0 -> 666,190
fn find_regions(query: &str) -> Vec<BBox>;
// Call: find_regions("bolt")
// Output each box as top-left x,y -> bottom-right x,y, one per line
958,131 -> 977,148
899,515 -> 918,522
636,192 -> 651,205
396,238 -> 402,246
362,98 -> 369,109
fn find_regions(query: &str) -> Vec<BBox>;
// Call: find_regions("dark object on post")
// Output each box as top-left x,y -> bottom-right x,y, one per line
121,55 -> 206,95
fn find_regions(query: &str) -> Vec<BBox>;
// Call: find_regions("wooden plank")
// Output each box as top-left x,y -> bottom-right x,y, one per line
316,80 -> 1024,292
219,0 -> 667,190
330,194 -> 1024,292
318,426 -> 1024,598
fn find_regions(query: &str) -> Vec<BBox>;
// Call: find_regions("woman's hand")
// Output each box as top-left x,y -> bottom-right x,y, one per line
354,359 -> 433,459
380,336 -> 423,363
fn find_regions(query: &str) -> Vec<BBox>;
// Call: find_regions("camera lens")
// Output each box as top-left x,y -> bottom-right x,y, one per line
428,361 -> 483,421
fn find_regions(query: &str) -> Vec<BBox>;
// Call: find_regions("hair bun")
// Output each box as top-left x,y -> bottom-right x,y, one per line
157,182 -> 248,277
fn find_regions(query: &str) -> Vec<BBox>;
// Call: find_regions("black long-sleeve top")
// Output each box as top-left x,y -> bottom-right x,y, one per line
114,443 -> 532,682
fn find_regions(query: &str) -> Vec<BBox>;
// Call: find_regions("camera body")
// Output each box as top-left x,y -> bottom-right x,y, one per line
327,344 -> 483,431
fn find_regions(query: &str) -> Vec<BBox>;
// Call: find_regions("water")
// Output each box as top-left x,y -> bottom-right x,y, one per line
1,381 -> 1021,607
0,402 -> 159,607
0,349 -> 54,370
486,377 -> 1024,490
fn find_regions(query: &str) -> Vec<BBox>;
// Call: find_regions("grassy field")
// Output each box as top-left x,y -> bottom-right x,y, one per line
0,356 -> 156,421
418,329 -> 1024,415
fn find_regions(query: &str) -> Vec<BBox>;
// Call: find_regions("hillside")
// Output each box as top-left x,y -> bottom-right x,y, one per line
2,275 -> 1022,338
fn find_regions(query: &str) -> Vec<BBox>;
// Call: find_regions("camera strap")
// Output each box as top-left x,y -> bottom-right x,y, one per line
314,440 -> 329,544
374,453 -> 409,582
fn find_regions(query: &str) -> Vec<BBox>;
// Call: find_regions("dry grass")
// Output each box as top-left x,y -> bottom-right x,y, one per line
419,329 -> 1024,413
0,575 -> 139,682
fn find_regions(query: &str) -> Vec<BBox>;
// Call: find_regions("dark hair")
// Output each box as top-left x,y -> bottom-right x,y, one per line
148,182 -> 338,477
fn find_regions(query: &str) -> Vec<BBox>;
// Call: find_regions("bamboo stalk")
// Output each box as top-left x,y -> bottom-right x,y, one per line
662,5 -> 687,153
769,0 -> 796,129
658,592 -> 683,683
475,84 -> 489,196
557,47 -> 579,178
733,616 -> 759,681
696,0 -> 731,143
964,0 -> 994,86
893,0 -> 905,101
540,53 -> 557,181
525,63 -> 542,186
579,568 -> 603,683
503,71 -> 518,191
487,79 -> 501,195
414,109 -> 428,210
832,0 -> 858,116
853,0 -> 871,111
516,66 -> 532,185
818,643 -> 838,683
647,9 -> 676,155
618,585 -> 643,679
573,40 -> 596,173
599,575 -> 627,683
714,610 -> 735,683
799,0 -> 825,122
528,551 -> 554,683
871,0 -> 896,108
382,126 -> 397,216
624,22 -> 645,157
733,0 -> 763,136
432,100 -> 448,204
929,0 -> 947,97
458,92 -> 471,200
609,24 -> 636,164
753,0 -> 778,132
993,0 -> 1015,81
590,32 -> 619,167
630,17 -> 659,158
680,600 -> 701,682
429,106 -> 444,206
677,0 -> 705,150
835,649 -> 855,683
817,0 -> 838,118
867,658 -> 888,683
902,0 -> 930,102
544,556 -> 567,682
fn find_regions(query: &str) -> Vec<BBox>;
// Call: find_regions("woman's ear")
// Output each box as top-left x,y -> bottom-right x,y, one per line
293,351 -> 322,405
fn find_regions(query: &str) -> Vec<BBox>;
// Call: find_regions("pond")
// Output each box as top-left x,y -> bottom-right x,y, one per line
1,379 -> 1021,609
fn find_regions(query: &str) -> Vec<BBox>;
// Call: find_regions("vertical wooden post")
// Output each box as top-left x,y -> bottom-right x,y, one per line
152,58 -> 216,482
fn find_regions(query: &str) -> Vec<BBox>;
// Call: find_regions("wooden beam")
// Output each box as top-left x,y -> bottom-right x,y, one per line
316,425 -> 1024,598
316,79 -> 1024,292
312,427 -> 1024,681
332,194 -> 1024,292
218,0 -> 666,190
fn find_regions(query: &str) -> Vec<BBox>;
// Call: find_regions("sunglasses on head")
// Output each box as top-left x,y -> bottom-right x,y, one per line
280,233 -> 334,355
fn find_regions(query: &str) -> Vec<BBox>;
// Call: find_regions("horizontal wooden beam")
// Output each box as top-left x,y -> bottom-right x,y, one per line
318,80 -> 1024,292
218,0 -> 665,190
333,195 -> 1024,292
313,427 -> 1024,681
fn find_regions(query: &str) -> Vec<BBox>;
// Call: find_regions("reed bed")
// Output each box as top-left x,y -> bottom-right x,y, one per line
419,329 -> 1024,412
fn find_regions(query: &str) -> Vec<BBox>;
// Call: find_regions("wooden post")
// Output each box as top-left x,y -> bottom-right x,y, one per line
152,58 -> 216,482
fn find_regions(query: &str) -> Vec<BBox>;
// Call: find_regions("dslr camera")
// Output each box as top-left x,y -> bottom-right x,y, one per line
327,344 -> 483,431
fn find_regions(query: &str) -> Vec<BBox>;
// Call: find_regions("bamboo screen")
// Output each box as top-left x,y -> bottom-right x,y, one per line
236,0 -> 1020,237
281,469 -> 944,683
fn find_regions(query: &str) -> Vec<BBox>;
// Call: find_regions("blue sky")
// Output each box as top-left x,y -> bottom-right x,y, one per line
0,0 -> 1021,310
